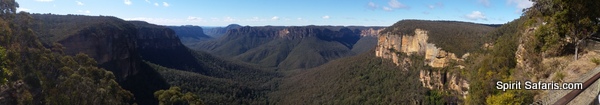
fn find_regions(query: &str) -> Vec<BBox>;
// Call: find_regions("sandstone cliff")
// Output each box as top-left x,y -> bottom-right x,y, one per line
130,21 -> 209,74
375,28 -> 469,98
360,28 -> 384,37
376,29 -> 463,68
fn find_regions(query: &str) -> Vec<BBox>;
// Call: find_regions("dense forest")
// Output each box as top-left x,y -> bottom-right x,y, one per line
0,0 -> 133,104
188,26 -> 373,70
2,0 -> 599,104
270,51 -> 430,104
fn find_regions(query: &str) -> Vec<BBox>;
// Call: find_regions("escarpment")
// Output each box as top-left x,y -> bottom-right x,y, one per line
191,26 -> 386,69
375,28 -> 469,98
375,20 -> 496,100
376,29 -> 464,68
129,21 -> 204,73
31,14 -> 141,81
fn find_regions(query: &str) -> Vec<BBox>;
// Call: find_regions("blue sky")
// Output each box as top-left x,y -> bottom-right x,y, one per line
15,0 -> 533,26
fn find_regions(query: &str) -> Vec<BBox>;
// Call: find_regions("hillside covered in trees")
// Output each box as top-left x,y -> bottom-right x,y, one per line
0,1 -> 133,104
2,0 -> 600,104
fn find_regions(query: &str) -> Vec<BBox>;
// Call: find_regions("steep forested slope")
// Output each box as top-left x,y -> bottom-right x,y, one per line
270,51 -> 428,104
0,4 -> 133,104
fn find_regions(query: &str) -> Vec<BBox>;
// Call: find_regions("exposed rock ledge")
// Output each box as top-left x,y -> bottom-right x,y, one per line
375,28 -> 466,68
375,28 -> 469,98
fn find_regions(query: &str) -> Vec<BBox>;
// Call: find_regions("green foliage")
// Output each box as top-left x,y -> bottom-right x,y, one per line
29,13 -> 132,44
0,2 -> 133,104
43,53 -> 133,105
154,86 -> 205,105
485,89 -> 534,105
424,90 -> 446,105
464,18 -> 528,104
271,51 -> 427,104
148,61 -> 278,105
553,71 -> 565,82
0,46 -> 10,84
591,58 -> 600,65
0,0 -> 19,19
527,0 -> 600,57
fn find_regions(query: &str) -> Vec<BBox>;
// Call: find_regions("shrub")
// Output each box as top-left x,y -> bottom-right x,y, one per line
553,71 -> 565,82
591,58 -> 600,65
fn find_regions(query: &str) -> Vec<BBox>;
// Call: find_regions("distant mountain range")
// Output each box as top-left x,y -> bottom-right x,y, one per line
177,26 -> 384,70
28,14 -> 279,104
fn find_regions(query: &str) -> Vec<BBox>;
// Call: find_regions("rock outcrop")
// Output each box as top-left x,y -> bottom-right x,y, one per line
376,29 -> 463,68
375,28 -> 469,98
419,70 -> 469,98
360,28 -> 384,37
129,21 -> 208,73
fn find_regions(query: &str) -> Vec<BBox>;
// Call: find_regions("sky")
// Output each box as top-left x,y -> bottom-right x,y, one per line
15,0 -> 534,26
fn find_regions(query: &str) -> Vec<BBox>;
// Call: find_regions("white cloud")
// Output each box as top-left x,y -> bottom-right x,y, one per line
507,0 -> 533,12
428,2 -> 443,9
17,8 -> 30,12
76,1 -> 84,6
187,16 -> 200,20
322,15 -> 330,19
271,16 -> 279,20
163,2 -> 169,7
297,18 -> 302,20
154,3 -> 159,6
211,18 -> 219,22
35,0 -> 53,2
187,16 -> 206,22
388,0 -> 408,9
247,17 -> 264,22
124,0 -> 132,5
478,0 -> 490,7
465,11 -> 487,21
367,2 -> 378,10
383,7 -> 393,11
145,0 -> 151,3
223,17 -> 238,22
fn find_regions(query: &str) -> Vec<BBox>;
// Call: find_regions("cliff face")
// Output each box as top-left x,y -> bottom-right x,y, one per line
376,29 -> 462,68
131,21 -> 183,49
360,28 -> 384,37
31,14 -> 141,81
168,25 -> 212,45
227,26 -> 358,41
419,70 -> 469,98
375,28 -> 469,98
129,21 -> 209,73
61,23 -> 140,80
191,26 -> 379,69
202,24 -> 242,38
